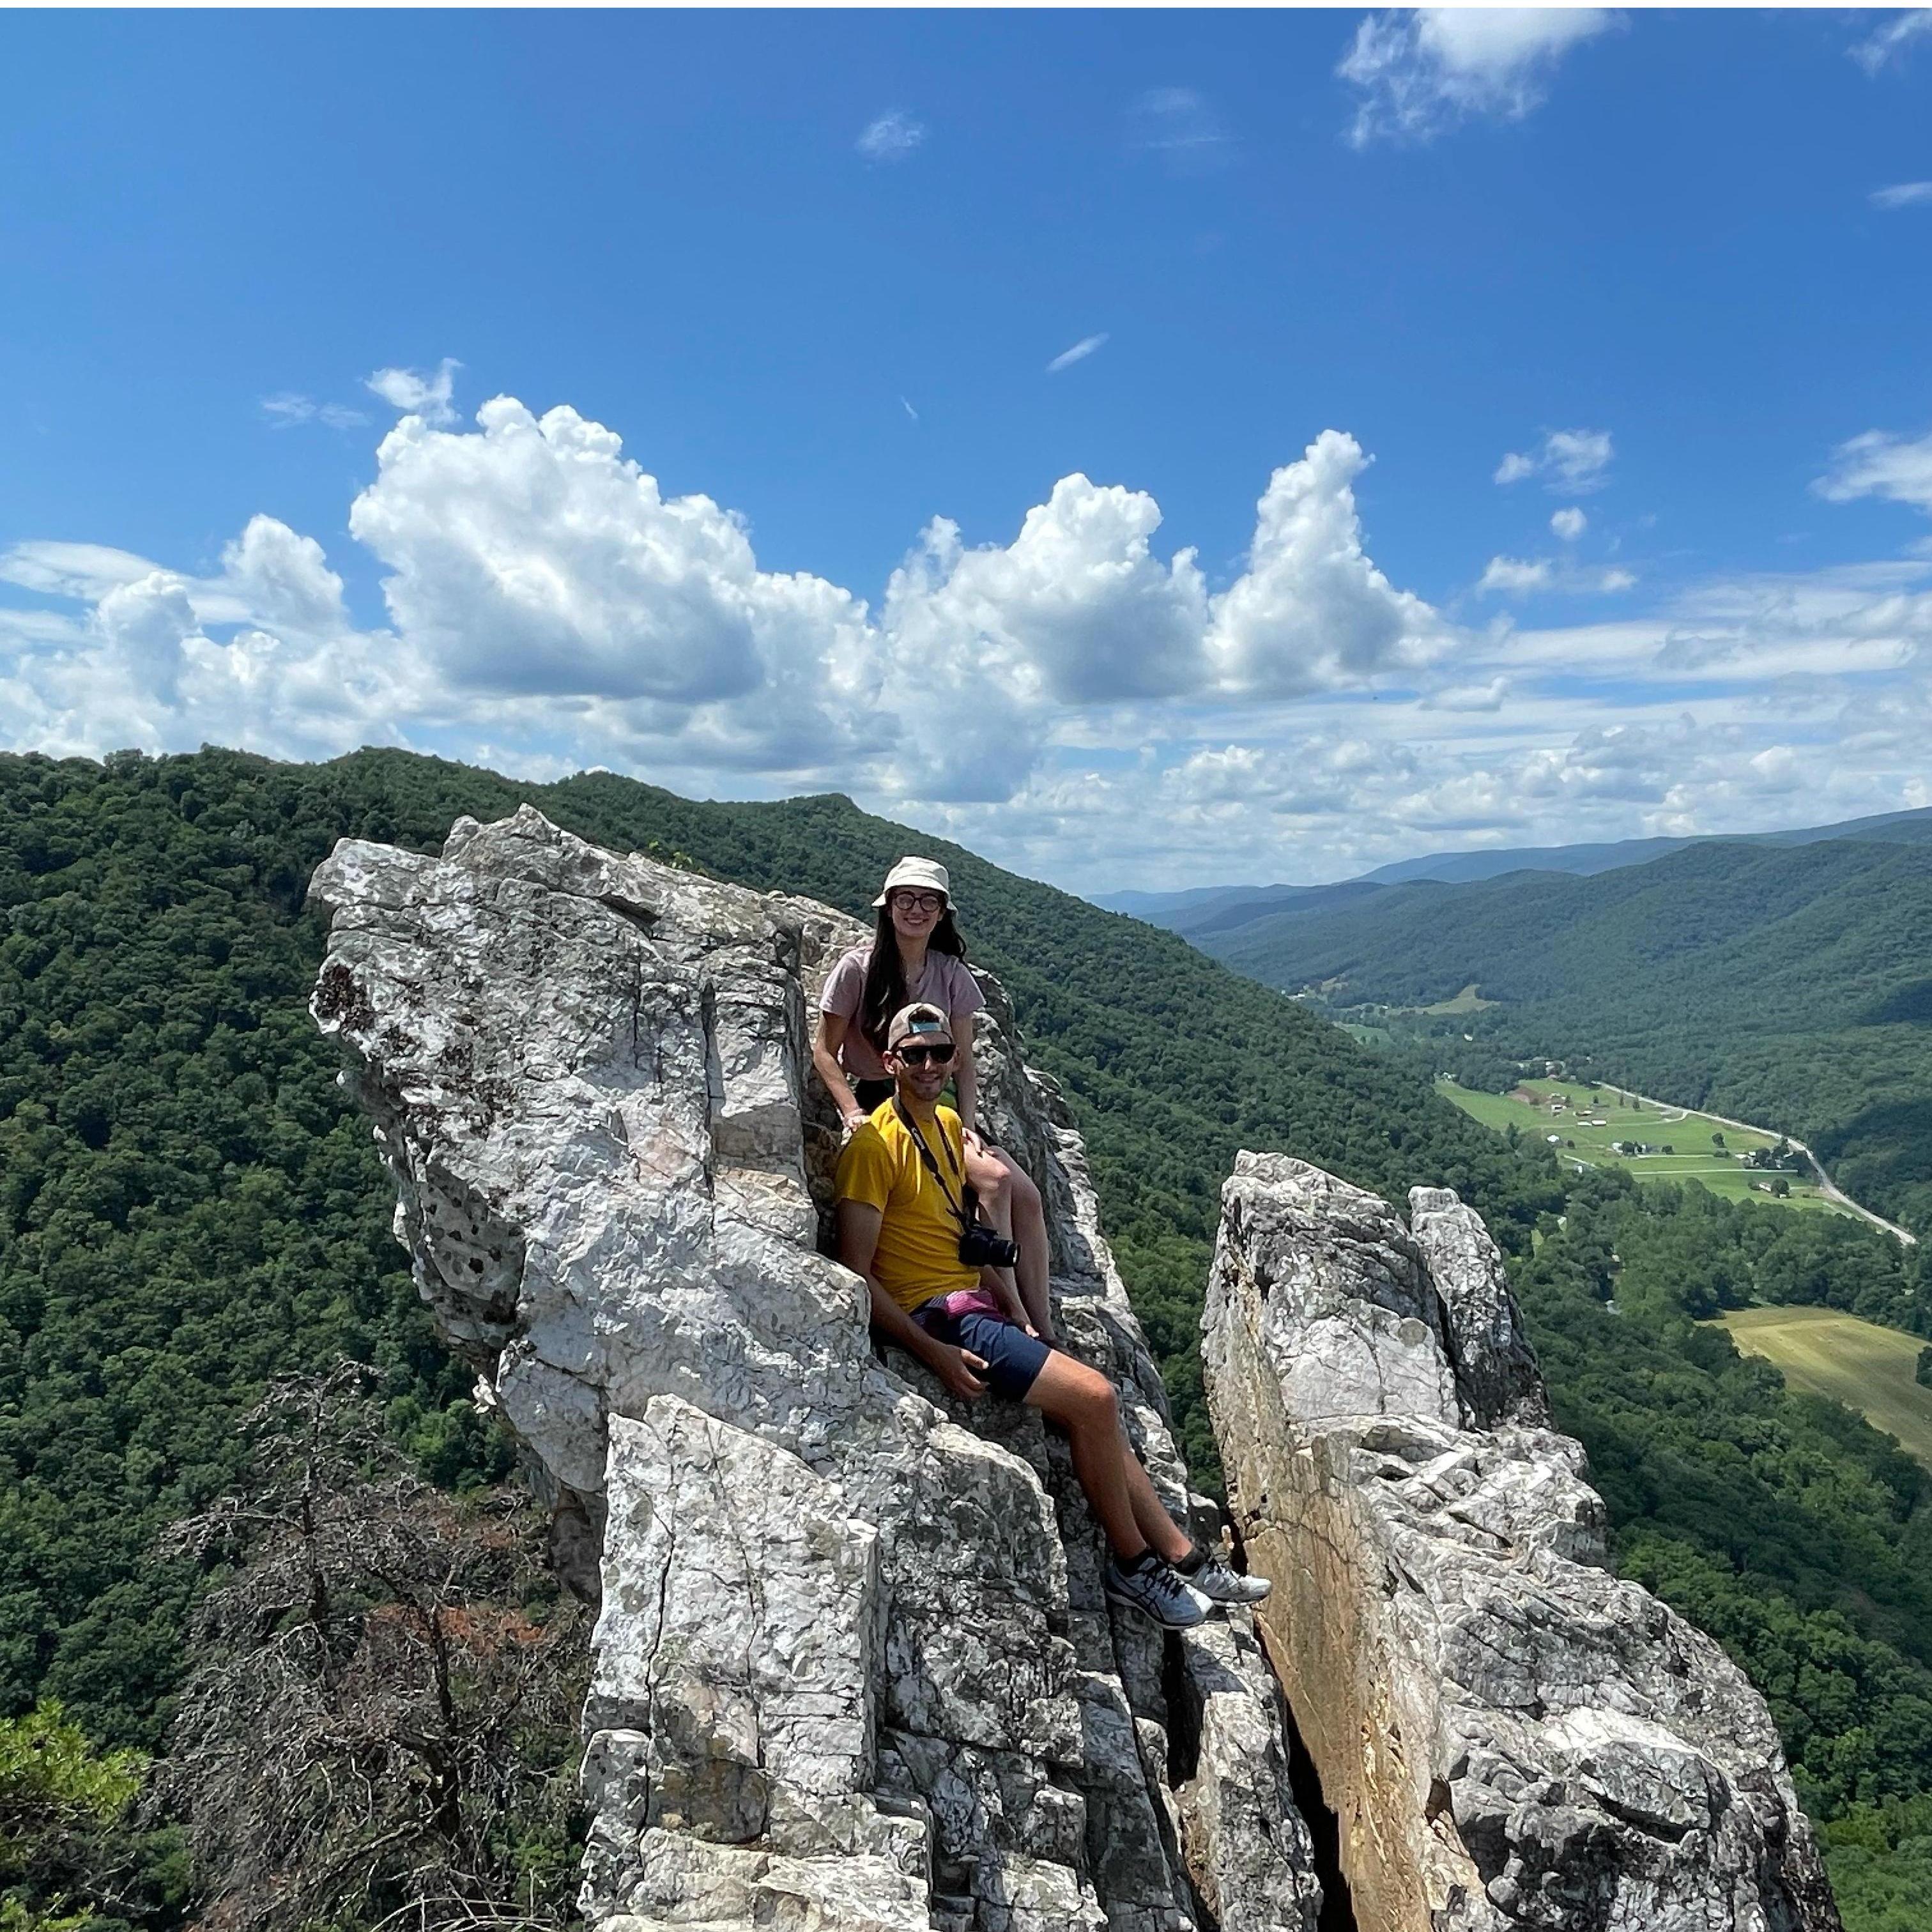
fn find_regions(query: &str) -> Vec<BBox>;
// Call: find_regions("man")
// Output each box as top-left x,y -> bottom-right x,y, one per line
834,1002 -> 1269,1629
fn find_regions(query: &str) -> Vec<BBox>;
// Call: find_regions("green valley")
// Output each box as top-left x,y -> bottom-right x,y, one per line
1439,1076 -> 1851,1215
1193,832 -> 1932,1238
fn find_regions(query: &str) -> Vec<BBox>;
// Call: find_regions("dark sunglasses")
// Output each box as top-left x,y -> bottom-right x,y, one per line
895,1043 -> 955,1066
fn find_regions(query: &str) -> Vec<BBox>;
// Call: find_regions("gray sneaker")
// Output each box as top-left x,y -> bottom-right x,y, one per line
1103,1551 -> 1210,1629
1183,1550 -> 1271,1606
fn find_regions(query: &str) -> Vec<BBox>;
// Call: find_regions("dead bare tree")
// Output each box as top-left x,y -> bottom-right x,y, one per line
156,1365 -> 588,1932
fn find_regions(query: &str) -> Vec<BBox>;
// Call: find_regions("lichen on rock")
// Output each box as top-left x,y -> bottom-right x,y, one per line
1202,1151 -> 1842,1932
309,808 -> 1321,1932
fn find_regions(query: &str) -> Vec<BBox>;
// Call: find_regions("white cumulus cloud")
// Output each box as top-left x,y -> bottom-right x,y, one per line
884,475 -> 1208,710
365,358 -> 461,426
95,573 -> 206,706
0,514 -> 422,767
220,515 -> 350,635
876,431 -> 1449,795
1207,431 -> 1446,694
1851,8 -> 1932,75
1495,427 -> 1614,492
1,396 -> 1458,818
877,476 -> 1206,801
858,111 -> 925,162
1814,428 -> 1932,515
1551,507 -> 1587,540
346,397 -> 886,788
49,391 -> 1912,887
1480,556 -> 1553,594
1339,7 -> 1616,146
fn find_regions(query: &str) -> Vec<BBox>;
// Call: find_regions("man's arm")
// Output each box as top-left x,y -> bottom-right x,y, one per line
838,1199 -> 987,1399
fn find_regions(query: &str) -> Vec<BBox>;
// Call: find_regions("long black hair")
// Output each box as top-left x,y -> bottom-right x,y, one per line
859,900 -> 968,1055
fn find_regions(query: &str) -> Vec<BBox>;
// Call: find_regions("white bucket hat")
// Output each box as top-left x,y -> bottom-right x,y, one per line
873,856 -> 952,908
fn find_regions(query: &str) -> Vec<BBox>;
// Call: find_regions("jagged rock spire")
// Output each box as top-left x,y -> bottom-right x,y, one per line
1203,1151 -> 1841,1932
310,807 -> 1321,1932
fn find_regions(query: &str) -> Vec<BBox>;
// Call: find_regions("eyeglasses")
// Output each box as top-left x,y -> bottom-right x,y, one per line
894,1043 -> 955,1066
891,891 -> 946,914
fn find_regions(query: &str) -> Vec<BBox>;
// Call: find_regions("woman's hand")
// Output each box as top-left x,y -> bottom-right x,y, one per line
994,1286 -> 1036,1339
962,1125 -> 987,1156
840,1110 -> 867,1143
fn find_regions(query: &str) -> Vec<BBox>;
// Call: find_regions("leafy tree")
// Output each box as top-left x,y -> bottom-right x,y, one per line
0,1701 -> 141,1876
0,1699 -> 180,1928
1825,1796 -> 1932,1932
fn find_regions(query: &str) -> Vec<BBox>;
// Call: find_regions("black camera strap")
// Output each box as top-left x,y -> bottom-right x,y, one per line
893,1098 -> 977,1232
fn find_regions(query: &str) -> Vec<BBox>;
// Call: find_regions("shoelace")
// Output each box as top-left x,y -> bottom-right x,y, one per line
1146,1563 -> 1193,1609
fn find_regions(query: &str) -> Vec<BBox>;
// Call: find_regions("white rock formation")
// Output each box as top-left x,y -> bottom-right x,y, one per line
309,808 -> 1321,1932
1202,1152 -> 1841,1932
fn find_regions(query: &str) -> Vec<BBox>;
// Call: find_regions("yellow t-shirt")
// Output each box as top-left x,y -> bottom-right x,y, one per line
834,1100 -> 979,1314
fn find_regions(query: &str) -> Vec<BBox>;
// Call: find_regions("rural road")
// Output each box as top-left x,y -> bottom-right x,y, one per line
1602,1084 -> 1918,1246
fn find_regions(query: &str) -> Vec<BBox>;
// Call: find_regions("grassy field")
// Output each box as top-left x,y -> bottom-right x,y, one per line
1439,1075 -> 1850,1217
1420,982 -> 1497,1016
1718,1305 -> 1932,1469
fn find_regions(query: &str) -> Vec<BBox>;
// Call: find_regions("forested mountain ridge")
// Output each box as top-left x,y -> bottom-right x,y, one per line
1199,834 -> 1932,1236
0,744 -> 1542,1740
5,746 -> 1932,1931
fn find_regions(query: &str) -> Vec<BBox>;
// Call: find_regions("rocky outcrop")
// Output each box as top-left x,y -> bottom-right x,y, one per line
309,808 -> 1321,1932
1202,1153 -> 1840,1932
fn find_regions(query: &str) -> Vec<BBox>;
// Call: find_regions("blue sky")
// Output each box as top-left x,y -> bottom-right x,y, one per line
4,8 -> 1931,891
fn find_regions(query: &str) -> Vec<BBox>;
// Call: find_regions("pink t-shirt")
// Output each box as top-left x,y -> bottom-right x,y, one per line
819,944 -> 985,1080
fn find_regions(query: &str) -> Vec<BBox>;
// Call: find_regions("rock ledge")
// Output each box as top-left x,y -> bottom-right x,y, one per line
310,809 -> 1321,1932
1202,1151 -> 1840,1932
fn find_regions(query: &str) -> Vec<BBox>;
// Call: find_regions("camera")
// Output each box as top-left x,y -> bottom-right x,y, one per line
958,1219 -> 1022,1271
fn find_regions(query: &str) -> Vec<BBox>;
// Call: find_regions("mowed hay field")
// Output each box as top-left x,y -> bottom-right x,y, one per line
1719,1305 -> 1932,1469
1439,1077 -> 1849,1217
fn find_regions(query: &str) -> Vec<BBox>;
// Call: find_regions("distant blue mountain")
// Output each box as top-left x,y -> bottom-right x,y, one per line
1359,834 -> 1693,887
1098,882 -> 1287,923
1096,805 -> 1932,938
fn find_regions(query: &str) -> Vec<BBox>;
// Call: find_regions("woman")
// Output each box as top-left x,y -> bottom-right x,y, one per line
813,857 -> 1054,1339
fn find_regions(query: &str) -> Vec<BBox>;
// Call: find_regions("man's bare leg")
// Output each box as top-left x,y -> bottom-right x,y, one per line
1120,1438 -> 1193,1563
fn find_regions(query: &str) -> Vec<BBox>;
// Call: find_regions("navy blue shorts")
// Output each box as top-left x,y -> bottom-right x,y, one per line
914,1305 -> 1052,1401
